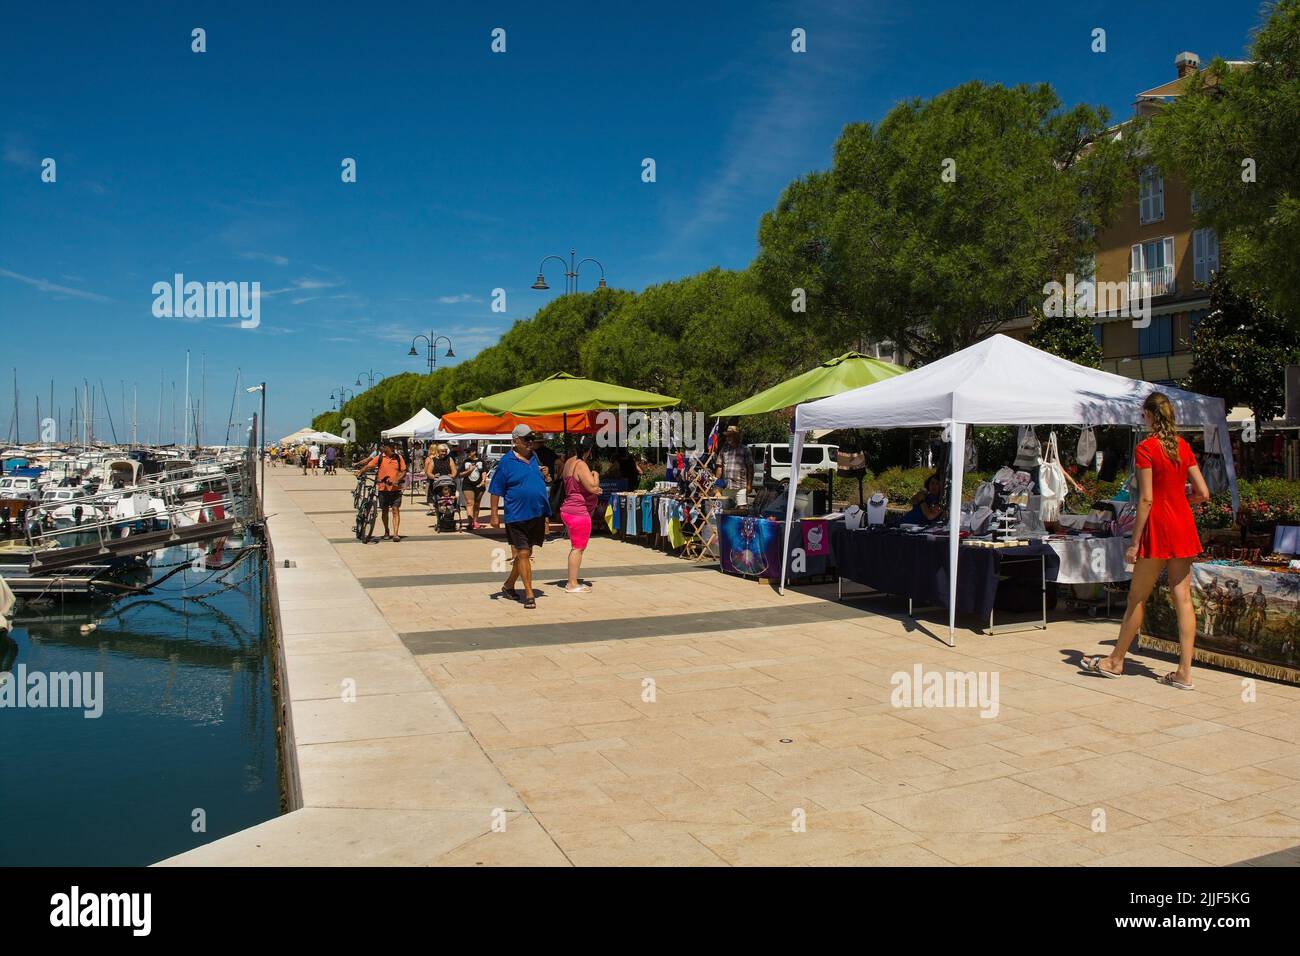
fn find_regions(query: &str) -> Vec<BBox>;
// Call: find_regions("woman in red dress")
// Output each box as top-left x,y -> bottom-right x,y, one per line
1083,392 -> 1210,689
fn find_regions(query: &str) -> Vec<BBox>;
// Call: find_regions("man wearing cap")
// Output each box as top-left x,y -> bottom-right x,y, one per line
357,440 -> 408,541
714,424 -> 753,496
489,424 -> 552,609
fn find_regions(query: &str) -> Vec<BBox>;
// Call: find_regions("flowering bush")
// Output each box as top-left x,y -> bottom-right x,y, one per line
1194,481 -> 1300,534
1194,495 -> 1237,530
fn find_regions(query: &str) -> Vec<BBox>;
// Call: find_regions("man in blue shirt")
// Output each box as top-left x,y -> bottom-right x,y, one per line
489,424 -> 552,609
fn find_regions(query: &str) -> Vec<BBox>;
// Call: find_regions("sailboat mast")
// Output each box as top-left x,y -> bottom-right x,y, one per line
183,350 -> 190,448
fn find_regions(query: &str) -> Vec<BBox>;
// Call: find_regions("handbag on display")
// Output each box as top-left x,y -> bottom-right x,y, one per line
1076,425 -> 1097,468
1201,427 -> 1230,496
1037,432 -> 1069,523
1013,425 -> 1042,469
973,481 -> 995,509
968,506 -> 994,535
963,440 -> 978,472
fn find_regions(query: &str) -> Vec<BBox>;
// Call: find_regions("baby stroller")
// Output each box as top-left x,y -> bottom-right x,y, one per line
429,476 -> 460,532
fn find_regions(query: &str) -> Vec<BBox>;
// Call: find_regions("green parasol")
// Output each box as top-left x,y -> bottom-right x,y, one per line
711,352 -> 907,417
457,372 -> 679,415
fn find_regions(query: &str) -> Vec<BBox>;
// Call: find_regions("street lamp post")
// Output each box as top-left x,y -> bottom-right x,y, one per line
331,386 -> 354,411
407,334 -> 455,374
531,248 -> 608,295
245,383 -> 266,519
355,369 -> 384,388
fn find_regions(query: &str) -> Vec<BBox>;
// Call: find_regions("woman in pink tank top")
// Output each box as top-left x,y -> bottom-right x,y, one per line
559,440 -> 602,593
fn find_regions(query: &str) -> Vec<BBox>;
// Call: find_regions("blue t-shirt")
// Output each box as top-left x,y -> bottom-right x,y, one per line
488,451 -> 551,523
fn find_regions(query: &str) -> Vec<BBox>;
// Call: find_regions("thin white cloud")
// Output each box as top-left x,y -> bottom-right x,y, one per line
673,3 -> 889,246
257,278 -> 344,299
437,293 -> 482,304
0,267 -> 113,302
2,136 -> 37,168
239,251 -> 289,266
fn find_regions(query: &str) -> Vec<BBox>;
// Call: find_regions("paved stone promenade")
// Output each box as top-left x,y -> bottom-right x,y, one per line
163,471 -> 1300,866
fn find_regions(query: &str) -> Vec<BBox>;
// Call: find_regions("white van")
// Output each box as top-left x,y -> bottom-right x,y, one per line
749,443 -> 839,485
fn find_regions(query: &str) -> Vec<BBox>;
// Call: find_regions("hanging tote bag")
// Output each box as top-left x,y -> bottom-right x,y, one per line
1076,425 -> 1098,468
963,439 -> 978,472
1037,432 -> 1069,523
1201,427 -> 1230,496
1013,425 -> 1042,469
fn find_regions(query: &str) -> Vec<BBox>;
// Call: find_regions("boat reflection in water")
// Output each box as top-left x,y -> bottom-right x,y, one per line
0,539 -> 283,866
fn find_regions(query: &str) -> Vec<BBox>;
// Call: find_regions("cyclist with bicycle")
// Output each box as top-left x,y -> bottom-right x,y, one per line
357,440 -> 408,541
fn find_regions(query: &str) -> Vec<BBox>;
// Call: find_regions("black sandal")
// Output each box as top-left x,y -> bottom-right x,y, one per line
502,586 -> 520,602
523,593 -> 537,609
1081,655 -> 1121,678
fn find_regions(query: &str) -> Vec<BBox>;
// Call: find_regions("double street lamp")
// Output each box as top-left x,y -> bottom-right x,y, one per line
331,386 -> 354,410
408,334 -> 455,373
355,369 -> 384,388
532,248 -> 608,295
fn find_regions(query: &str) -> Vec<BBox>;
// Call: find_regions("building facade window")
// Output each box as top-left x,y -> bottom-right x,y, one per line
1138,314 -> 1173,358
1092,323 -> 1103,348
1193,227 -> 1219,285
1190,190 -> 1202,215
1139,166 -> 1165,224
1130,237 -> 1175,296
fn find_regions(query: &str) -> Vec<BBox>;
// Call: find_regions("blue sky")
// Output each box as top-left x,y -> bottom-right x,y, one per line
0,0 -> 1261,443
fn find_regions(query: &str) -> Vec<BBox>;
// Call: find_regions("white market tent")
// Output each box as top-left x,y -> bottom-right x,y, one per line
382,408 -> 441,439
779,334 -> 1240,645
278,427 -> 317,445
308,431 -> 348,445
381,407 -> 497,442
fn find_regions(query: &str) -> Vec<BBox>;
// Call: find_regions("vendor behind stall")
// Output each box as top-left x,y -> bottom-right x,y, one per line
899,473 -> 943,525
714,425 -> 754,495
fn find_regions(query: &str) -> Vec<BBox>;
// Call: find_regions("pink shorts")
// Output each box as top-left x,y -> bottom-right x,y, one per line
560,510 -> 591,550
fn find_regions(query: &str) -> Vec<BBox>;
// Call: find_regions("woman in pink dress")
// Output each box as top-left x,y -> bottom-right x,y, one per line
559,440 -> 602,593
1082,392 -> 1211,689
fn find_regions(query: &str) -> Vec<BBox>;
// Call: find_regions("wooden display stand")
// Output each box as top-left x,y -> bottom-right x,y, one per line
680,452 -> 719,561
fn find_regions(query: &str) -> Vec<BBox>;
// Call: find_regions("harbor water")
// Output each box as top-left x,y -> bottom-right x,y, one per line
0,540 -> 284,866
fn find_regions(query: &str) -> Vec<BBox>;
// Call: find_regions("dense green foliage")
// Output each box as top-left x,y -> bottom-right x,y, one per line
754,82 -> 1136,362
1147,0 -> 1300,323
1190,272 -> 1300,423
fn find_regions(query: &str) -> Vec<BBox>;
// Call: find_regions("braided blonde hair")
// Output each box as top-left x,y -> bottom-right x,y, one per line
1143,392 -> 1180,465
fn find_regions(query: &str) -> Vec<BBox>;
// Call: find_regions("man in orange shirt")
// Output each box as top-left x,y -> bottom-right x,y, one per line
357,441 -> 408,541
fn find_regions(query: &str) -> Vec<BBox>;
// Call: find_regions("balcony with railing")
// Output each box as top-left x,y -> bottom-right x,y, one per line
1127,264 -> 1175,300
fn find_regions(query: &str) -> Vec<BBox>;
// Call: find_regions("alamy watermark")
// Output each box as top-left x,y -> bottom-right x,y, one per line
151,273 -> 260,328
1,665 -> 104,718
890,664 -> 999,718
593,404 -> 705,452
1042,273 -> 1152,328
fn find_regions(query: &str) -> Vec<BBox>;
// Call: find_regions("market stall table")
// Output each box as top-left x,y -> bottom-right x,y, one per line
718,514 -> 835,581
830,526 -> 1061,634
1045,535 -> 1131,584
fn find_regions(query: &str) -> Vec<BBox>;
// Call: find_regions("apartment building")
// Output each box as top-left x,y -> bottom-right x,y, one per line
993,52 -> 1228,384
1090,51 -> 1225,384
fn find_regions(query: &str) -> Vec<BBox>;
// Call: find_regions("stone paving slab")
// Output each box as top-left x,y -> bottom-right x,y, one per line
165,470 -> 1300,866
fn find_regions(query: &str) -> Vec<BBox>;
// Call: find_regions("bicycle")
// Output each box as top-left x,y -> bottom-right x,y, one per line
354,471 -> 379,543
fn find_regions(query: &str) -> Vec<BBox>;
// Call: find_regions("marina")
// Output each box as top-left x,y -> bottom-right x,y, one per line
0,423 -> 284,866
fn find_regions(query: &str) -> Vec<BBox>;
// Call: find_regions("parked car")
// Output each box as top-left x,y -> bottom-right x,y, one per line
482,442 -> 513,464
749,443 -> 839,486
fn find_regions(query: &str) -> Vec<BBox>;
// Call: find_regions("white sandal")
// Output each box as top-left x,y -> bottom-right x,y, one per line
564,584 -> 591,593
